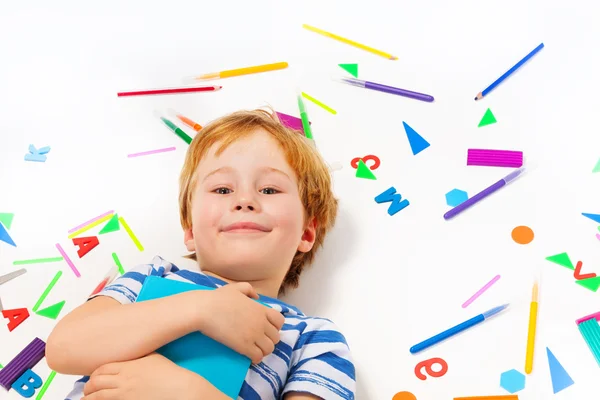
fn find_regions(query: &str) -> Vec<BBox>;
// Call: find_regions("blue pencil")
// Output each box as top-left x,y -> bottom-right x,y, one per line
409,303 -> 509,354
475,43 -> 544,100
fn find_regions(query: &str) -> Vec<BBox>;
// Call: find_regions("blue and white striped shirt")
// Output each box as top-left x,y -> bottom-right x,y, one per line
66,256 -> 355,400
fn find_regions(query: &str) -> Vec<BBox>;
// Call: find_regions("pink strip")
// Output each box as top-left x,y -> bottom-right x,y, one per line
576,311 -> 600,325
55,243 -> 80,277
462,274 -> 501,308
467,149 -> 523,168
68,210 -> 114,233
127,146 -> 176,158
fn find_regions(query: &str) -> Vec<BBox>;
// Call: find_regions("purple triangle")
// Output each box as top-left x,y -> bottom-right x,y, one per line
276,112 -> 311,135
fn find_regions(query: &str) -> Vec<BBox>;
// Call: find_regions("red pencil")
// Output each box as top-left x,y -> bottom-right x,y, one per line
117,85 -> 222,97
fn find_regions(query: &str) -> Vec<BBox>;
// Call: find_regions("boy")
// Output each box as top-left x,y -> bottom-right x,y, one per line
46,108 -> 356,400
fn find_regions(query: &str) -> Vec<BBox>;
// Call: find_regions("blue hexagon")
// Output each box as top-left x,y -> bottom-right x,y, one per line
445,189 -> 468,207
500,369 -> 526,393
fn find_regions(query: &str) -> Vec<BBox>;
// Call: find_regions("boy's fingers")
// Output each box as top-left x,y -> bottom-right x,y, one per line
233,282 -> 259,299
249,345 -> 264,365
265,322 -> 280,345
266,309 -> 285,330
84,375 -> 118,395
256,335 -> 275,357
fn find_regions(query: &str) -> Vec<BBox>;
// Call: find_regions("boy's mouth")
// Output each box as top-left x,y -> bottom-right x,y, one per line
221,221 -> 271,233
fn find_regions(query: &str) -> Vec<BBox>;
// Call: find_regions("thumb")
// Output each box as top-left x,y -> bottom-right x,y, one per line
232,282 -> 259,299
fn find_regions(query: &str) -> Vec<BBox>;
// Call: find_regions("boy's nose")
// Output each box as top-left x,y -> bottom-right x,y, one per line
233,195 -> 260,212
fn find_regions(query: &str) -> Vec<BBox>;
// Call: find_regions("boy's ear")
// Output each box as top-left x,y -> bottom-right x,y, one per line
298,217 -> 317,253
184,228 -> 196,252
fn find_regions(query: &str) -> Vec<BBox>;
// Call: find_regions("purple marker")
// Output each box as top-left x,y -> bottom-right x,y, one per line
444,167 -> 526,220
335,76 -> 434,102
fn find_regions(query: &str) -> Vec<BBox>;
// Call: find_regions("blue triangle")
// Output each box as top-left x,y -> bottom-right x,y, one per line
402,122 -> 430,155
546,347 -> 574,394
0,223 -> 16,247
582,213 -> 600,223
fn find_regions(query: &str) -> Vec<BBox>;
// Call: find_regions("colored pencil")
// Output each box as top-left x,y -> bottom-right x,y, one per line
410,304 -> 509,354
444,167 -> 525,220
186,62 -> 288,81
159,117 -> 193,145
475,43 -> 544,100
525,280 -> 539,374
169,109 -> 202,132
335,76 -> 434,102
303,24 -> 397,60
117,85 -> 221,97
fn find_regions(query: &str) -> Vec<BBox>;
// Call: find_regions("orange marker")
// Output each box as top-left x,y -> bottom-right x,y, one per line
168,109 -> 202,132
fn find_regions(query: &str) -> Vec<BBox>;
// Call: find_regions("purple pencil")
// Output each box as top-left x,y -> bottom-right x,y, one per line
335,76 -> 434,102
444,167 -> 526,220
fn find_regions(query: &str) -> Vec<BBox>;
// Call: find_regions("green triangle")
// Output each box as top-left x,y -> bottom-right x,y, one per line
576,276 -> 600,292
36,300 -> 66,319
99,214 -> 120,235
546,252 -> 574,270
0,213 -> 14,230
356,159 -> 376,180
338,64 -> 358,78
593,158 -> 600,173
478,108 -> 497,127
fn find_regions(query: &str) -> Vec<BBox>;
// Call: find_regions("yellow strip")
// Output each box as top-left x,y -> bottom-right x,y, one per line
119,217 -> 144,251
524,301 -> 538,373
219,61 -> 288,78
68,214 -> 113,239
302,24 -> 397,60
301,92 -> 337,115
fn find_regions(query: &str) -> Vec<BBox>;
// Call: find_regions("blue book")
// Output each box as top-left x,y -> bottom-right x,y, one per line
136,276 -> 259,399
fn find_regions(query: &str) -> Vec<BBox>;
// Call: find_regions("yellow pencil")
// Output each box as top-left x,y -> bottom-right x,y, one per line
187,62 -> 288,81
525,280 -> 539,374
302,24 -> 397,60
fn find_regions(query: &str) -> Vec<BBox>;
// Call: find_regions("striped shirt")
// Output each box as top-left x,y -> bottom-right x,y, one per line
66,256 -> 355,400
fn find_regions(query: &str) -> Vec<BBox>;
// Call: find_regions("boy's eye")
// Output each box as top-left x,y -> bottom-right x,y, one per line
261,187 -> 279,195
215,187 -> 232,194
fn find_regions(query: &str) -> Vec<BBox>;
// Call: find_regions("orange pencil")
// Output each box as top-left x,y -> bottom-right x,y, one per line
169,109 -> 202,132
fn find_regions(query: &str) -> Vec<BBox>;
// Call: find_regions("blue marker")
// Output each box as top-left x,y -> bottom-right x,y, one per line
409,303 -> 510,354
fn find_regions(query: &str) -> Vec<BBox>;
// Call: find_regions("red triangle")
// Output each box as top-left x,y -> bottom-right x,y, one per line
574,261 -> 597,280
2,308 -> 30,332
72,236 -> 100,258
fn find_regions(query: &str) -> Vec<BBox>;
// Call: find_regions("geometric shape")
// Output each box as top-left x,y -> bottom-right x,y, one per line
445,189 -> 468,207
546,347 -> 574,394
511,226 -> 534,245
32,271 -> 63,313
467,149 -> 523,168
574,261 -> 596,280
500,369 -> 526,393
462,274 -> 501,308
478,108 -> 497,127
119,217 -> 144,251
575,276 -> 600,292
12,257 -> 63,266
55,243 -> 80,278
68,213 -> 113,239
593,158 -> 600,173
356,159 -> 376,180
24,153 -> 47,162
0,269 -> 27,286
36,146 -> 51,155
2,308 -> 30,332
98,214 -> 120,235
36,370 -> 57,400
301,92 -> 337,115
35,301 -> 66,320
339,63 -> 358,78
112,252 -> 125,275
402,121 -> 430,155
127,147 -> 177,158
375,187 -> 410,216
12,369 -> 43,398
582,213 -> 600,224
0,213 -> 14,230
0,222 -> 16,247
597,233 -> 600,241
275,111 -> 311,135
350,155 -> 380,170
545,253 -> 574,270
577,318 -> 600,367
68,210 -> 115,234
392,392 -> 417,400
0,337 -> 46,390
72,236 -> 99,258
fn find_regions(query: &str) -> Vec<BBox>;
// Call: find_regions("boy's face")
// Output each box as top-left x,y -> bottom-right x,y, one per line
184,129 -> 316,286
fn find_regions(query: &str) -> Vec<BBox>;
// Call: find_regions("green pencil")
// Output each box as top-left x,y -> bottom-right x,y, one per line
160,117 -> 192,144
297,94 -> 313,140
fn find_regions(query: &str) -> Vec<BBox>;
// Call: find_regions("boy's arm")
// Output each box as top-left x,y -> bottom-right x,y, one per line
46,290 -> 206,376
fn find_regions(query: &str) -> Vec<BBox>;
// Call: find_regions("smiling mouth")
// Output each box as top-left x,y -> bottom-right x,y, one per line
223,228 -> 268,234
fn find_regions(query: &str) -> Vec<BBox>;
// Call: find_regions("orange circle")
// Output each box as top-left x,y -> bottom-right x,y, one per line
392,392 -> 417,400
512,225 -> 534,244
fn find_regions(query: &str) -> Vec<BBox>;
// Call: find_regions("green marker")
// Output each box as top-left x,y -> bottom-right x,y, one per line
160,117 -> 192,145
297,94 -> 313,140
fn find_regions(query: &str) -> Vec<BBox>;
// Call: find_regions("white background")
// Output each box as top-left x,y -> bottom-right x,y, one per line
1,1 -> 600,399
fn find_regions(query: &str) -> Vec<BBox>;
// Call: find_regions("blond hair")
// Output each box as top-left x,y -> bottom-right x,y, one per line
179,108 -> 338,294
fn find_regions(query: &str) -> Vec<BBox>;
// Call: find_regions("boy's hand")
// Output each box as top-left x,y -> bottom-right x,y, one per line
199,282 -> 285,364
82,353 -> 228,400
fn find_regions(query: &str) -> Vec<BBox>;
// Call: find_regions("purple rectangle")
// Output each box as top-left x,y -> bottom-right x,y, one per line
467,149 -> 523,168
0,337 -> 46,390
